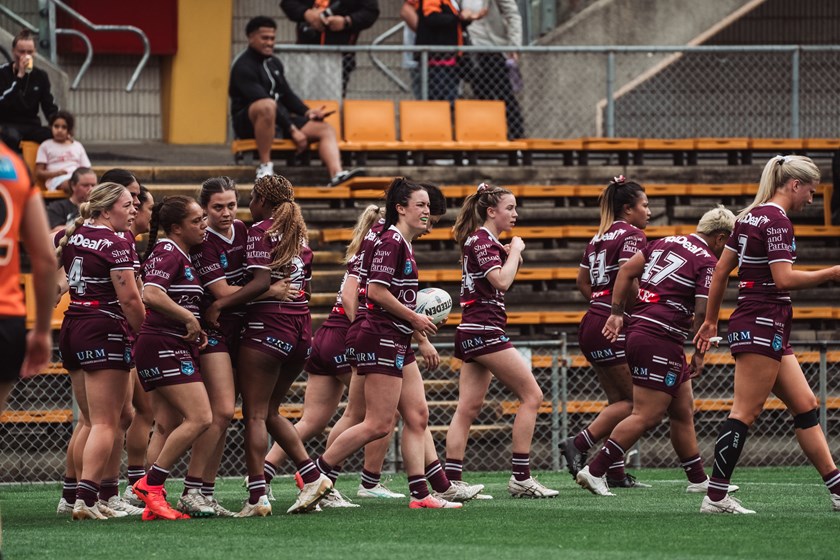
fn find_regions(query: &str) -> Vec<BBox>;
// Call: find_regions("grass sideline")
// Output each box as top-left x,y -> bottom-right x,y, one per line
1,467 -> 837,560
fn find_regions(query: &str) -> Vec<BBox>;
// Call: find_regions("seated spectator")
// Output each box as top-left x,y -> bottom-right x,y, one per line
35,110 -> 90,191
229,16 -> 361,185
0,29 -> 58,152
46,167 -> 96,232
280,0 -> 380,97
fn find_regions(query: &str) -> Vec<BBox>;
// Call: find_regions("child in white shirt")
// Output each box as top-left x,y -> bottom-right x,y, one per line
35,110 -> 91,191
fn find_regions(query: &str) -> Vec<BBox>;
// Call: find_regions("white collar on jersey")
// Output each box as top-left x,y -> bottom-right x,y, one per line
387,224 -> 413,249
207,223 -> 236,244
154,238 -> 190,260
689,232 -> 710,247
761,202 -> 788,216
480,226 -> 502,244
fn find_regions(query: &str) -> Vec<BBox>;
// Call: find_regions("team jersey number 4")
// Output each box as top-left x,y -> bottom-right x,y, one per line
68,256 -> 87,295
641,250 -> 687,285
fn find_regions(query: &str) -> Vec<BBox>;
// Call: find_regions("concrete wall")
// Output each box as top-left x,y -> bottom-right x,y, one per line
523,0 -> 763,137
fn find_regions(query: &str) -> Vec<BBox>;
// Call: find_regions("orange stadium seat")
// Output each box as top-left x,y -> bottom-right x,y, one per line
341,99 -> 406,164
453,100 -> 526,165
398,100 -> 461,164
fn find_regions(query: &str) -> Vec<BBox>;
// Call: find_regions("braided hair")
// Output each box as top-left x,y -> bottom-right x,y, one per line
255,175 -> 308,270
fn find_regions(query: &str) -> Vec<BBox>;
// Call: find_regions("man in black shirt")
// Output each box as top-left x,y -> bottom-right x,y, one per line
229,16 -> 360,185
0,29 -> 58,152
46,167 -> 96,232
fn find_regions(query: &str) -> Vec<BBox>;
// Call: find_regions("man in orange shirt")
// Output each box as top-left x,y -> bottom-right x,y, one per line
0,139 -> 56,412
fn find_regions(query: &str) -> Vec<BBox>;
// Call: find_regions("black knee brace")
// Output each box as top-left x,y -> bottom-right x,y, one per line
793,408 -> 819,430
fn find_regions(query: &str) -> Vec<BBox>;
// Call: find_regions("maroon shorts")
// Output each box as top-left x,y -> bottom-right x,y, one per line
727,300 -> 794,362
59,315 -> 132,373
345,313 -> 365,368
578,310 -> 626,367
201,313 -> 244,360
306,324 -> 351,376
625,329 -> 689,397
354,324 -> 413,378
454,328 -> 514,362
134,333 -> 202,391
240,311 -> 312,365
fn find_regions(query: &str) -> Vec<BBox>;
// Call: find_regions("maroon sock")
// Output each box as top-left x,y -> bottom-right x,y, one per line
408,475 -> 430,500
247,474 -> 266,505
127,466 -> 145,486
182,475 -> 202,496
606,447 -> 627,480
98,478 -> 119,501
512,453 -> 531,481
424,460 -> 450,493
574,428 -> 596,453
62,477 -> 77,503
201,481 -> 215,498
297,459 -> 321,484
589,439 -> 625,478
445,458 -> 463,482
823,469 -> 840,496
327,464 -> 343,484
263,460 -> 278,484
76,479 -> 99,507
707,477 -> 731,502
146,464 -> 170,487
360,469 -> 380,490
680,454 -> 708,484
315,456 -> 333,477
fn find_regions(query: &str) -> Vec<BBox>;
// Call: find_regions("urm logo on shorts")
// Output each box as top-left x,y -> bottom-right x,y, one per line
333,353 -> 348,365
632,366 -> 648,379
76,348 -> 105,361
181,360 -> 195,375
728,330 -> 751,343
403,260 -> 412,275
772,333 -> 783,352
395,354 -> 405,369
266,336 -> 293,354
665,372 -> 677,387
138,367 -> 160,380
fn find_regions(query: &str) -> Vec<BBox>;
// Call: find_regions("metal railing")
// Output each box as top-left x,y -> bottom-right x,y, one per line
272,43 -> 840,139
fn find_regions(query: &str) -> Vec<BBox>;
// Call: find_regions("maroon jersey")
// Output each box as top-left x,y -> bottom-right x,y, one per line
725,203 -> 795,304
365,225 -> 418,336
321,255 -> 359,329
457,227 -> 507,332
191,220 -> 248,314
115,231 -> 141,275
630,233 -> 717,342
353,219 -> 386,315
60,224 -> 137,320
141,240 -> 204,338
245,219 -> 312,315
580,221 -> 646,315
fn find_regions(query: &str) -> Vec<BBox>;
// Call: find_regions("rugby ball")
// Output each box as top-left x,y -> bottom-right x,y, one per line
416,287 -> 453,326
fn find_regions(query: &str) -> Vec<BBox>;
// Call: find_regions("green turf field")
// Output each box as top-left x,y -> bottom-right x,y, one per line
1,467 -> 837,560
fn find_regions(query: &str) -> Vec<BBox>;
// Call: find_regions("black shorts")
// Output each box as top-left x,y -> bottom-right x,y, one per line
0,317 -> 27,382
231,108 -> 308,140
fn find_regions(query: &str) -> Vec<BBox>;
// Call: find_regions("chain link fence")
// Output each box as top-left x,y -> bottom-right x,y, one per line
272,44 -> 840,139
3,337 -> 839,482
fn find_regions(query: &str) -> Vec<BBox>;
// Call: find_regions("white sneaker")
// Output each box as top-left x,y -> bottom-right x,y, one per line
830,493 -> 840,511
409,495 -> 462,509
72,500 -> 108,520
104,495 -> 144,516
122,485 -> 144,508
256,162 -> 274,180
236,495 -> 272,517
328,168 -> 363,187
176,489 -> 216,517
96,501 -> 128,518
575,467 -> 615,497
57,498 -> 74,515
204,496 -> 236,517
320,489 -> 360,508
287,473 -> 332,514
700,495 -> 756,514
686,477 -> 740,494
357,482 -> 406,499
434,480 -> 484,502
509,475 -> 560,498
